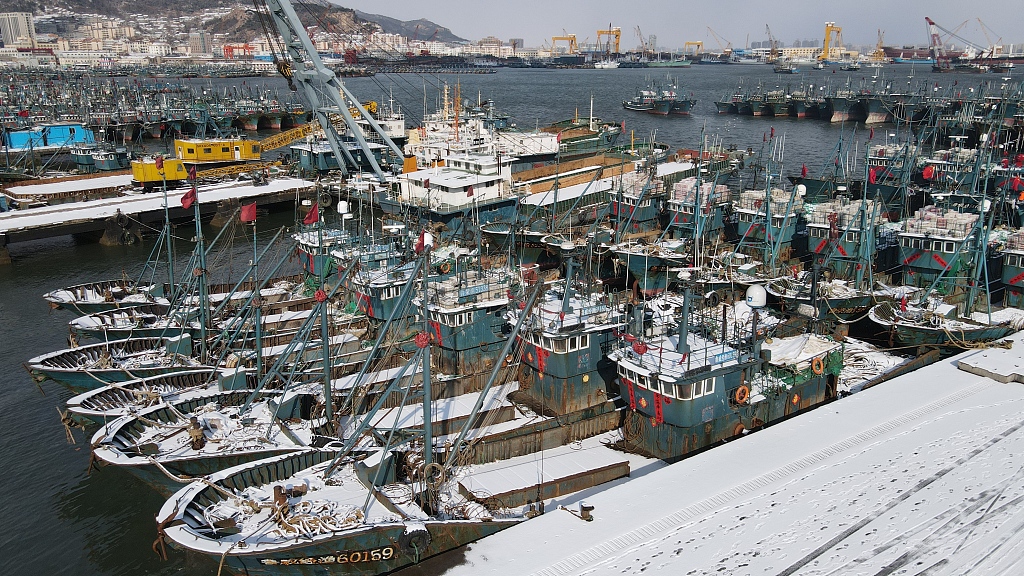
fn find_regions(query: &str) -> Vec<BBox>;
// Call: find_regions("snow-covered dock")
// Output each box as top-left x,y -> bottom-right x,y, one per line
0,176 -> 315,261
439,332 -> 1024,576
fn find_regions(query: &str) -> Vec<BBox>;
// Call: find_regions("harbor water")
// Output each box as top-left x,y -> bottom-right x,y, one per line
0,64 -> 987,575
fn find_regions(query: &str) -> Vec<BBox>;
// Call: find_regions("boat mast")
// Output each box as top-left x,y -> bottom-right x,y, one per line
316,205 -> 333,427
419,231 -> 434,467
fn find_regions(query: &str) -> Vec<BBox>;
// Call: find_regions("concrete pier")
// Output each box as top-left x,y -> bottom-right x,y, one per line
0,177 -> 315,263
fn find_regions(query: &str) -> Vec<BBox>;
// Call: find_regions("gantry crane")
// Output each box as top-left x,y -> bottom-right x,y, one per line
597,26 -> 621,54
819,21 -> 843,61
551,33 -> 579,54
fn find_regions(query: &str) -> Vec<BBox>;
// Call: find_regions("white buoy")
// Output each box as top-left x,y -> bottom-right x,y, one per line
337,200 -> 349,215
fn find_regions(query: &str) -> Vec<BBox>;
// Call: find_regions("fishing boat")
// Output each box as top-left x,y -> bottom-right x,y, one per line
773,60 -> 799,74
714,90 -> 746,115
868,299 -> 1019,348
383,152 -> 522,240
538,106 -> 623,160
64,369 -> 248,427
622,88 -> 657,113
44,278 -> 169,315
868,170 -> 1021,347
148,247 -> 636,573
610,285 -> 844,460
25,335 -> 211,392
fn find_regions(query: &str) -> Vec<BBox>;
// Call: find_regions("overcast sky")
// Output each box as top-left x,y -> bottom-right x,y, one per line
337,0 -> 1023,51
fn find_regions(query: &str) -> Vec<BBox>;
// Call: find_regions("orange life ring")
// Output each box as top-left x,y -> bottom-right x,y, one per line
734,385 -> 750,405
811,356 -> 825,375
439,262 -> 451,274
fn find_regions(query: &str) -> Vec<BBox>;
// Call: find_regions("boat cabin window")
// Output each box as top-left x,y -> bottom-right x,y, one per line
380,286 -> 401,300
675,382 -> 693,400
1008,254 -> 1021,267
222,147 -> 230,153
580,334 -> 589,349
912,239 -> 922,249
846,232 -> 860,243
203,147 -> 212,154
554,338 -> 567,354
945,241 -> 955,253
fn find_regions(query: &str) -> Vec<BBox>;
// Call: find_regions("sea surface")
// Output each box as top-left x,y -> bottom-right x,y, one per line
0,64 -> 942,575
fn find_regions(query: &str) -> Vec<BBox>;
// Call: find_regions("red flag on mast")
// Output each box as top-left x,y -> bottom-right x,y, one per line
240,202 -> 257,223
181,187 -> 197,209
302,202 -> 319,225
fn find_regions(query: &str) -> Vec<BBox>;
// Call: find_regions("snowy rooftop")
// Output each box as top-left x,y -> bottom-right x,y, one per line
440,330 -> 1024,576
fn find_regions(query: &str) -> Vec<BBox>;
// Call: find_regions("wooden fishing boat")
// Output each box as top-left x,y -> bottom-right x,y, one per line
867,301 -> 1019,347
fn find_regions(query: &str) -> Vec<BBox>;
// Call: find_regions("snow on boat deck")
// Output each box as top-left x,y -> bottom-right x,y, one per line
456,434 -> 658,502
440,331 -> 1024,576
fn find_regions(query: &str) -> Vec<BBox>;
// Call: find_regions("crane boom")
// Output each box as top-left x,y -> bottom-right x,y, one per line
257,0 -> 402,182
706,27 -> 732,54
925,17 -> 950,70
765,24 -> 779,63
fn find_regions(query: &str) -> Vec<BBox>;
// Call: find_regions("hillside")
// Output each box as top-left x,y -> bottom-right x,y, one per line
0,0 -> 467,45
352,10 -> 466,44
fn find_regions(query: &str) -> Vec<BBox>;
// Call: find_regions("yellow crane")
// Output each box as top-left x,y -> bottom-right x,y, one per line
819,21 -> 843,61
706,27 -> 733,56
765,24 -> 780,63
597,26 -> 621,54
869,29 -> 888,62
131,123 -> 317,186
683,41 -> 704,56
635,26 -> 648,57
551,34 -> 579,54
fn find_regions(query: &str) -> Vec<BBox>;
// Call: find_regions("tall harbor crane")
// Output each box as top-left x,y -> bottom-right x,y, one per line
251,0 -> 402,182
635,26 -> 649,58
765,24 -> 779,63
551,33 -> 579,54
706,27 -> 733,56
819,21 -> 843,61
597,26 -> 621,54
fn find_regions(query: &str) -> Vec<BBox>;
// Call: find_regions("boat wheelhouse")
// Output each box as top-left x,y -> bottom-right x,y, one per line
896,205 -> 979,288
